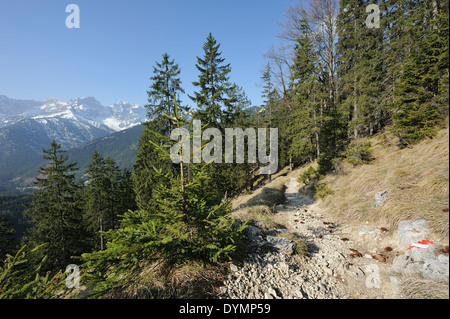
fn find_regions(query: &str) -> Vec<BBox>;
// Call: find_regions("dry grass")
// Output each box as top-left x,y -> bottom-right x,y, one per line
317,127 -> 449,241
401,275 -> 449,299
230,174 -> 288,229
101,259 -> 229,299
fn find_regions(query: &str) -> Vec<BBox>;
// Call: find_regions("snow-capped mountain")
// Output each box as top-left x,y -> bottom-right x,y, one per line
0,95 -> 147,132
0,94 -> 147,193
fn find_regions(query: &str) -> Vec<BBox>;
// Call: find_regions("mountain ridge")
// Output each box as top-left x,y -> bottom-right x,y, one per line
0,94 -> 147,195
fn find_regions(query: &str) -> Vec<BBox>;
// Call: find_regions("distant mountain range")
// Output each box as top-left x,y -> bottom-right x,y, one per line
0,94 -> 147,194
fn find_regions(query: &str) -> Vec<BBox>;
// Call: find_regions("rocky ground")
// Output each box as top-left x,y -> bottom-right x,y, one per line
219,177 -> 448,299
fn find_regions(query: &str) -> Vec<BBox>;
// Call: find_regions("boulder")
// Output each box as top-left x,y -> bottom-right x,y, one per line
390,243 -> 449,281
423,254 -> 449,281
265,236 -> 296,255
398,219 -> 430,248
375,190 -> 391,207
267,228 -> 288,236
248,235 -> 268,248
243,225 -> 262,240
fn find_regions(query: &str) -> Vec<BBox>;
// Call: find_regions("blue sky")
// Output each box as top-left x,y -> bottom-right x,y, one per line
0,0 -> 300,108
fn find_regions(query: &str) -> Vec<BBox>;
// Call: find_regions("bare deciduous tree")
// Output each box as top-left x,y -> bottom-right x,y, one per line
278,0 -> 340,109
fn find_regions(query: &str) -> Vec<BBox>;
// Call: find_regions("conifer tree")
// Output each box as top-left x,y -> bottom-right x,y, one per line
260,63 -> 277,128
134,53 -> 185,211
83,151 -> 109,251
81,96 -> 245,298
103,157 -> 121,230
287,15 -> 321,165
190,33 -> 254,198
223,83 -> 252,126
133,121 -> 168,211
84,152 -> 133,251
24,140 -> 86,271
392,0 -> 449,145
337,0 -> 387,139
146,52 -> 185,135
190,33 -> 234,129
117,168 -> 137,215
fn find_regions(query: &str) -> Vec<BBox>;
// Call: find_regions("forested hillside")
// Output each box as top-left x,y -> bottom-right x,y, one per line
0,0 -> 448,300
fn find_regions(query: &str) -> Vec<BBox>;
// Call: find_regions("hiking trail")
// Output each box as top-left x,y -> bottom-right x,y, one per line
220,177 -> 397,299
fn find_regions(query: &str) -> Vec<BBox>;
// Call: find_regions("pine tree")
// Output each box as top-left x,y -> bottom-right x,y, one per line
189,33 -> 254,198
337,0 -> 388,139
287,15 -> 321,165
134,54 -> 185,211
103,157 -> 122,230
223,83 -> 252,126
83,151 -> 109,251
190,33 -> 233,129
84,152 -> 133,251
132,121 -> 167,212
146,52 -> 185,135
392,0 -> 449,145
117,168 -> 137,216
24,140 -> 86,271
260,63 -> 277,128
81,96 -> 245,298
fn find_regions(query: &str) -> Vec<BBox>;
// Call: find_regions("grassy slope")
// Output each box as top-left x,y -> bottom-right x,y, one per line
318,127 -> 449,241
230,167 -> 290,228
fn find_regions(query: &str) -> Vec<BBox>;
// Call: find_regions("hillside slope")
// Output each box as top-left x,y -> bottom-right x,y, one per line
232,126 -> 449,241
225,126 -> 449,299
317,127 -> 449,241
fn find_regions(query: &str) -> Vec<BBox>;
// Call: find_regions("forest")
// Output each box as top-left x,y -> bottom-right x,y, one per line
0,0 -> 448,299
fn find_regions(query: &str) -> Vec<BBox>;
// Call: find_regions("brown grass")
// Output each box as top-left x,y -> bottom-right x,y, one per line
317,127 -> 449,241
230,174 -> 288,229
401,275 -> 449,299
102,259 -> 229,299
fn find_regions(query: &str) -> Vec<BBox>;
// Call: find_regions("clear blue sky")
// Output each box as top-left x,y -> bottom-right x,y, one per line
0,0 -> 299,108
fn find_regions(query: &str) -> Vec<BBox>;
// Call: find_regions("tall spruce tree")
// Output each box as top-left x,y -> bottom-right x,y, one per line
223,83 -> 252,126
133,121 -> 169,211
146,52 -> 185,135
392,0 -> 449,145
83,151 -> 111,251
287,15 -> 322,165
260,63 -> 277,128
134,54 -> 185,211
190,33 -> 234,129
24,140 -> 86,271
337,0 -> 387,139
117,168 -> 137,216
84,152 -> 134,251
189,33 -> 254,198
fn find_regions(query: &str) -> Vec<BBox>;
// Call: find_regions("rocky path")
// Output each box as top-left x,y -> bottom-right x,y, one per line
220,178 -> 398,299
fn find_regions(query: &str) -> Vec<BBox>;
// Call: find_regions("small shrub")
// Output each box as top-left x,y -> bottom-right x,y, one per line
315,184 -> 333,199
342,140 -> 373,166
317,153 -> 335,175
332,159 -> 345,175
298,166 -> 316,185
